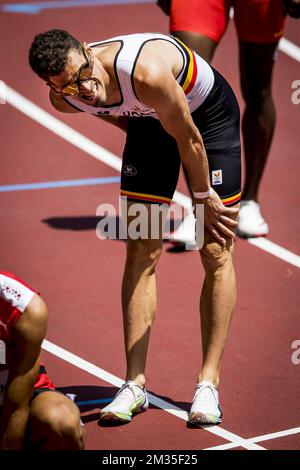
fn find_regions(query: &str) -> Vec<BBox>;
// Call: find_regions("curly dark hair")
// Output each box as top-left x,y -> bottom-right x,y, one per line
29,29 -> 82,77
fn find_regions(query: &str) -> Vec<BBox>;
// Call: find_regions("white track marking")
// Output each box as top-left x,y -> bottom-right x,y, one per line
205,442 -> 247,450
0,85 -> 122,172
205,426 -> 300,450
248,237 -> 300,268
42,339 -> 265,450
1,84 -> 299,265
279,38 -> 300,63
246,426 -> 300,443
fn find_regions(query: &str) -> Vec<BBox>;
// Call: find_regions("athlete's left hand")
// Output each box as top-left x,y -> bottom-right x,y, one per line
194,190 -> 239,246
283,0 -> 300,18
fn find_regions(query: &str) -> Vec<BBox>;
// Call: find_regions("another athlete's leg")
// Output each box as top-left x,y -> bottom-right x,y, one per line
28,391 -> 85,450
239,41 -> 278,201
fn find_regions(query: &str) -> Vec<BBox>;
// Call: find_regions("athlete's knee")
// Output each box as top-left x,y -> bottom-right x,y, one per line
126,238 -> 162,274
38,402 -> 83,450
200,232 -> 234,273
241,79 -> 273,110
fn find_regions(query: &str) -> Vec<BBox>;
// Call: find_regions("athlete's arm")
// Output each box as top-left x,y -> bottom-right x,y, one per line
49,90 -> 128,131
0,295 -> 47,450
134,55 -> 238,244
135,57 -> 210,193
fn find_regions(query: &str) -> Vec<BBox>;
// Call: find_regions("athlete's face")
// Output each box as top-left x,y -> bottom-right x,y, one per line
46,45 -> 106,107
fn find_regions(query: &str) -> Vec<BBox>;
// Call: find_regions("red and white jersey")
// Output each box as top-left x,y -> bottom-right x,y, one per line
64,32 -> 215,118
0,271 -> 36,344
0,272 -> 54,406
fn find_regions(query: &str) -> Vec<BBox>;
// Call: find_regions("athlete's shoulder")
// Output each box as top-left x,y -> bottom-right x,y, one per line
11,294 -> 47,347
134,48 -> 175,99
0,271 -> 36,294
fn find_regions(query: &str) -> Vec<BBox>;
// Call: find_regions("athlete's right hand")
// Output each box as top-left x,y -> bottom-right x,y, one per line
194,190 -> 239,246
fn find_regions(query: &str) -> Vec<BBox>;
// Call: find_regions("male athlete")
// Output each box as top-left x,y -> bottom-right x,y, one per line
158,0 -> 300,241
29,29 -> 241,425
0,271 -> 85,449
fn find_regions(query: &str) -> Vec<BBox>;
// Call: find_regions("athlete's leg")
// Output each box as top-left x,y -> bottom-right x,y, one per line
239,41 -> 278,201
27,391 -> 85,450
198,203 -> 239,387
122,201 -> 166,388
234,0 -> 285,201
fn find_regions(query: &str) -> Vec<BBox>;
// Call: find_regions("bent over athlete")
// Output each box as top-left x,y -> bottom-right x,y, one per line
29,30 -> 241,425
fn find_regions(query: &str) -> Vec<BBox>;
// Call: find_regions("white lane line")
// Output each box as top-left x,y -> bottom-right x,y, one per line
1,84 -> 299,265
0,84 -> 122,172
279,38 -> 300,63
42,339 -> 265,450
205,426 -> 300,450
248,237 -> 300,268
205,442 -> 246,450
250,426 -> 300,443
247,427 -> 300,442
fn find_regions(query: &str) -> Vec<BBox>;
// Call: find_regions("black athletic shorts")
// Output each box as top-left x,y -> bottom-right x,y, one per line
120,67 -> 241,207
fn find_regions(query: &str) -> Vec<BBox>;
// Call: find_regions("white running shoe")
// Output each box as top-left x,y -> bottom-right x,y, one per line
99,381 -> 148,422
237,200 -> 269,238
188,381 -> 222,425
168,212 -> 197,250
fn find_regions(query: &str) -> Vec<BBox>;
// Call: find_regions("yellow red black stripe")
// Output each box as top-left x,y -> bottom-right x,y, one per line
173,38 -> 198,95
121,189 -> 172,205
221,192 -> 241,206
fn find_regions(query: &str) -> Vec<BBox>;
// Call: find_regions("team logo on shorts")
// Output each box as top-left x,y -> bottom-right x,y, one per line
212,169 -> 223,185
123,165 -> 137,176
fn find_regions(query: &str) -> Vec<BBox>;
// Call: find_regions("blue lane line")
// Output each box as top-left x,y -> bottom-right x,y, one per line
76,398 -> 112,406
0,176 -> 120,192
2,0 -> 155,14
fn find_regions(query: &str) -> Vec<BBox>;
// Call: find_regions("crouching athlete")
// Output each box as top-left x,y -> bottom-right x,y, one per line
0,271 -> 85,450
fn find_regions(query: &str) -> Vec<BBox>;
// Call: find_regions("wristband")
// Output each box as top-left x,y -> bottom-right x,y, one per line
193,187 -> 214,199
